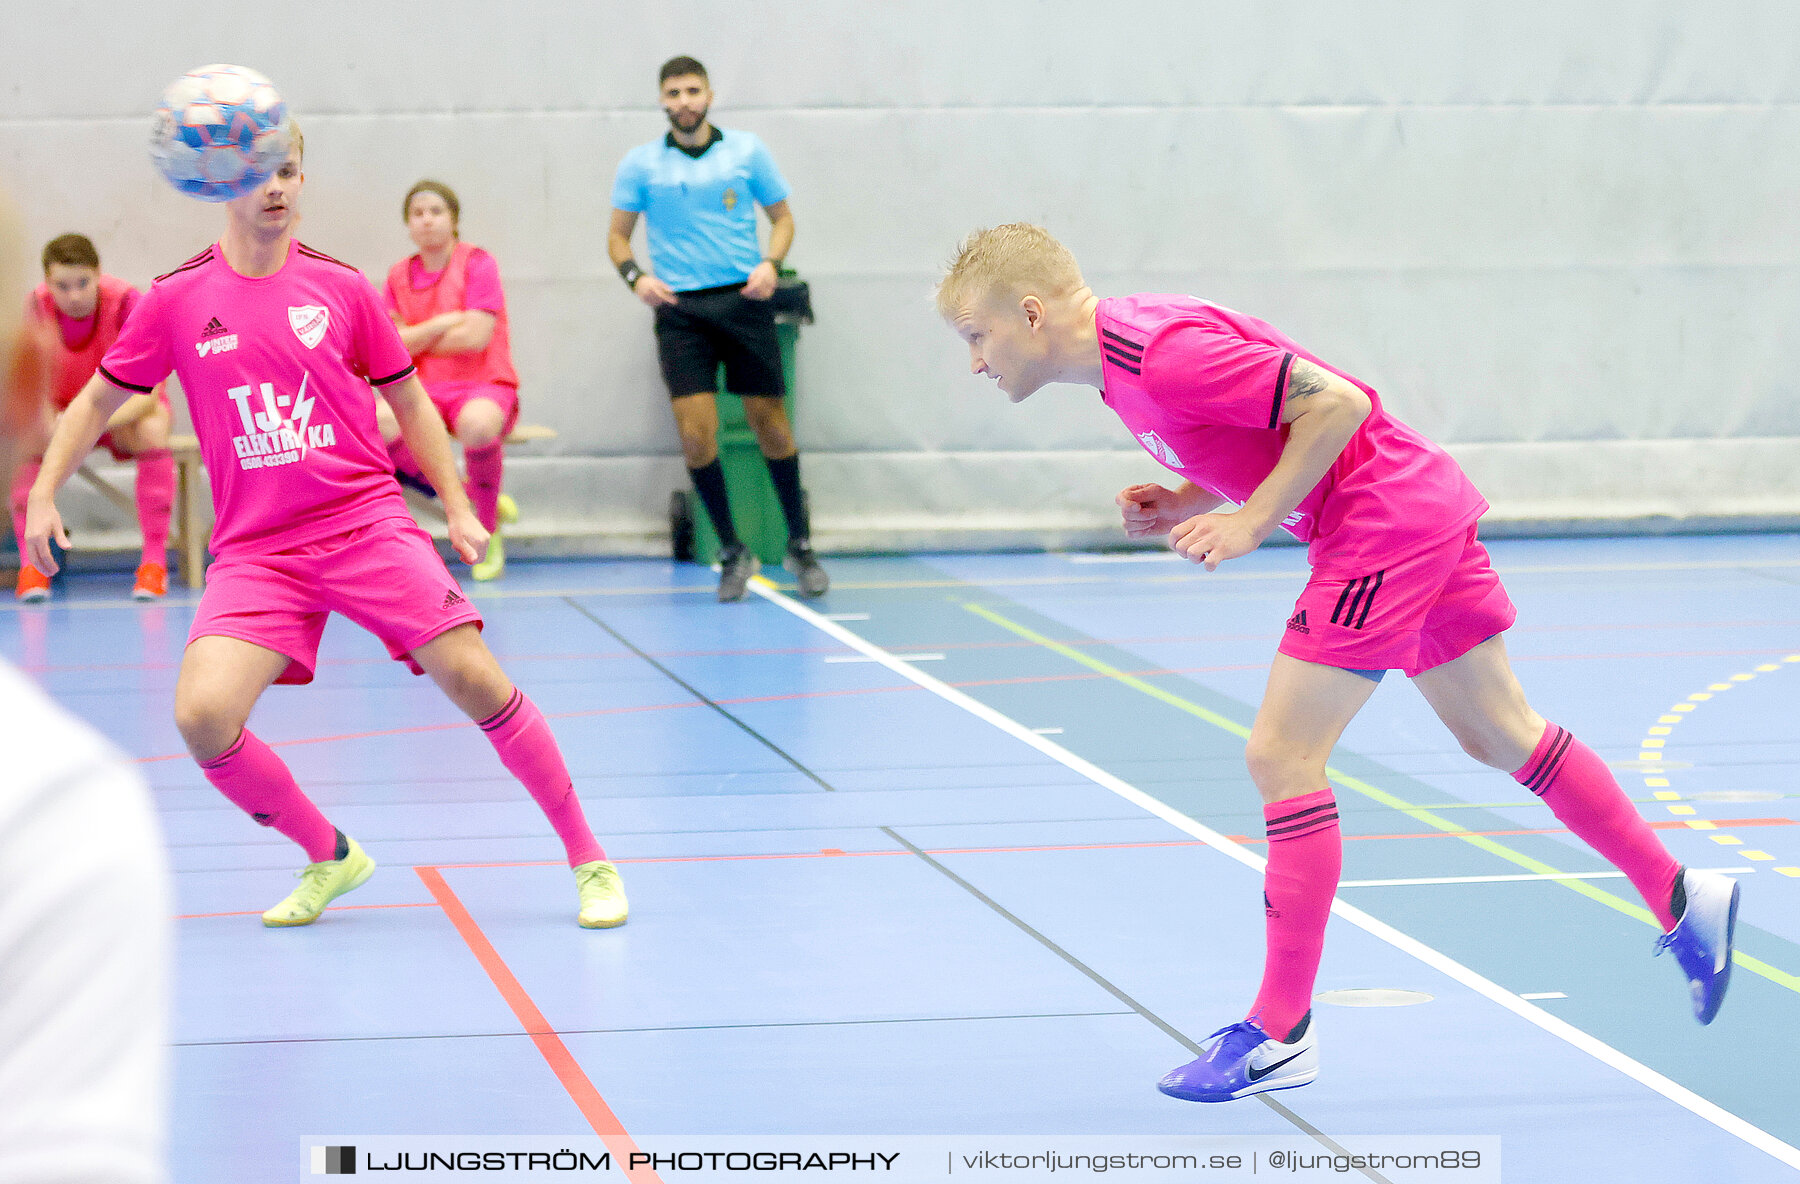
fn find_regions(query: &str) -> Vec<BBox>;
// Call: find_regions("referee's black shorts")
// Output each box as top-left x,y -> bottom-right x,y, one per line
653,284 -> 786,399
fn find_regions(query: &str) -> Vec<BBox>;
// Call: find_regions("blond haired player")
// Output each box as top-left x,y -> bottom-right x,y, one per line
26,131 -> 627,930
938,224 -> 1737,1102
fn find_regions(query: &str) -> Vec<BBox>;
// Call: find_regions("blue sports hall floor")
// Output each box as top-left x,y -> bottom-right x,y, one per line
5,534 -> 1800,1183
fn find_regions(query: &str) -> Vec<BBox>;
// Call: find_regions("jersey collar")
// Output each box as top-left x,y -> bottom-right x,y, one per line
664,126 -> 723,159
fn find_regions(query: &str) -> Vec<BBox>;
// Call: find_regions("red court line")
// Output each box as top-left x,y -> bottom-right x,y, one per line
129,636 -> 1800,766
129,663 -> 1274,764
416,866 -> 661,1184
133,699 -> 704,764
423,821 -> 1793,871
28,630 -> 1800,676
175,821 -> 1795,900
1230,817 -> 1797,845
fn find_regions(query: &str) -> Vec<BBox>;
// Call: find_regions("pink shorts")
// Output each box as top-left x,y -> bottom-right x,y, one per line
427,381 -> 519,438
188,517 -> 484,685
1277,524 -> 1516,679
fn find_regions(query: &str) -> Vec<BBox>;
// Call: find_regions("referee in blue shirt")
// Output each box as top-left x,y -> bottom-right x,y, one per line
609,56 -> 827,601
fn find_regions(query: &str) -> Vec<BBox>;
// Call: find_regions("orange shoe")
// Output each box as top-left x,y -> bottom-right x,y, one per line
15,566 -> 50,603
131,561 -> 167,601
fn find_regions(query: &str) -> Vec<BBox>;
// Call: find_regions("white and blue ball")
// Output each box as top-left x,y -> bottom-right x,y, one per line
148,65 -> 292,201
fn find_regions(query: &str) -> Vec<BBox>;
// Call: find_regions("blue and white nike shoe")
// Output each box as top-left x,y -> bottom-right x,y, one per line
1655,867 -> 1740,1025
1157,1012 -> 1318,1102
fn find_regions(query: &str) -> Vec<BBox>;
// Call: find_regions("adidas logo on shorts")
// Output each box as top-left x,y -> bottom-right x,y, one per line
1285,609 -> 1310,635
442,589 -> 466,611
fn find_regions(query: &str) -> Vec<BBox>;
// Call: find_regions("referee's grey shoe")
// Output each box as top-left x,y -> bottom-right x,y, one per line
785,540 -> 830,598
717,544 -> 760,602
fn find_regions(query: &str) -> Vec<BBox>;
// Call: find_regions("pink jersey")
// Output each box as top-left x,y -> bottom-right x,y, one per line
99,240 -> 417,557
384,243 -> 518,390
26,276 -> 151,409
1096,294 -> 1486,573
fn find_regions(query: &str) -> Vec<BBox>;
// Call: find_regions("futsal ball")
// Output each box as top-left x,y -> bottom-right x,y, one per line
148,65 -> 292,201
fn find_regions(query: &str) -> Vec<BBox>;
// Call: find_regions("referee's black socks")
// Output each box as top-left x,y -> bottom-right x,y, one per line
763,452 -> 810,542
688,459 -> 742,548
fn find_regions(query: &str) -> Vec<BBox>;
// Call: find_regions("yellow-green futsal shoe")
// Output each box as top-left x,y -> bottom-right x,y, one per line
472,532 -> 506,582
471,493 -> 518,582
574,860 -> 629,928
262,838 -> 376,927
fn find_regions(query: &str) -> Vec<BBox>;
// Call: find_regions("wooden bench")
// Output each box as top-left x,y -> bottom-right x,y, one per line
398,423 -> 558,524
75,434 -> 206,589
76,425 -> 557,589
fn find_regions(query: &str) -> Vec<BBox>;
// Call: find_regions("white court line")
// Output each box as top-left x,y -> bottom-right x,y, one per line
823,652 -> 944,663
749,577 -> 1800,1174
824,612 -> 872,621
1067,552 -> 1183,565
1340,868 -> 1755,889
1520,992 -> 1569,1001
1032,727 -> 1066,735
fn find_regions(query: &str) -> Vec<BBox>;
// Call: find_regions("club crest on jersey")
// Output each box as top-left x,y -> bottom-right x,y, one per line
1136,430 -> 1184,469
288,305 -> 329,349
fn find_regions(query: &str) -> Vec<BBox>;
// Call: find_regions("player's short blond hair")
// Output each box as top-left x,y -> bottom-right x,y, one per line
289,121 -> 305,164
934,223 -> 1085,318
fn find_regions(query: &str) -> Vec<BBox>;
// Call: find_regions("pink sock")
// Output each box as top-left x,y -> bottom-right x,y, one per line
464,442 -> 503,533
133,448 -> 174,567
1515,723 -> 1681,931
1248,789 -> 1341,1040
479,688 -> 604,867
199,729 -> 338,862
10,458 -> 38,566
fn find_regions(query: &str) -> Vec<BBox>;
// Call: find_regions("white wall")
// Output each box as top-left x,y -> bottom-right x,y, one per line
4,2 -> 1797,551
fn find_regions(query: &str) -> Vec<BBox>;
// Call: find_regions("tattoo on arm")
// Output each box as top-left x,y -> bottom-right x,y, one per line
1284,359 -> 1331,408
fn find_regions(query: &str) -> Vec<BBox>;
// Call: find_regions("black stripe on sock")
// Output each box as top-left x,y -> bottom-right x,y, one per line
478,688 -> 525,732
1525,725 -> 1572,787
200,730 -> 248,769
1523,726 -> 1574,795
1267,812 -> 1340,839
1267,800 -> 1338,828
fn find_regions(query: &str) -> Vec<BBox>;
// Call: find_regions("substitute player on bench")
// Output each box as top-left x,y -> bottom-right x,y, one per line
12,234 -> 174,601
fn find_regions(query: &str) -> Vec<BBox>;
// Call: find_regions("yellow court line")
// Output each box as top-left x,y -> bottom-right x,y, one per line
963,600 -> 1800,997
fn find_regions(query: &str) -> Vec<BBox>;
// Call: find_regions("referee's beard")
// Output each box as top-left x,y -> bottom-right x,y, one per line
666,104 -> 710,135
